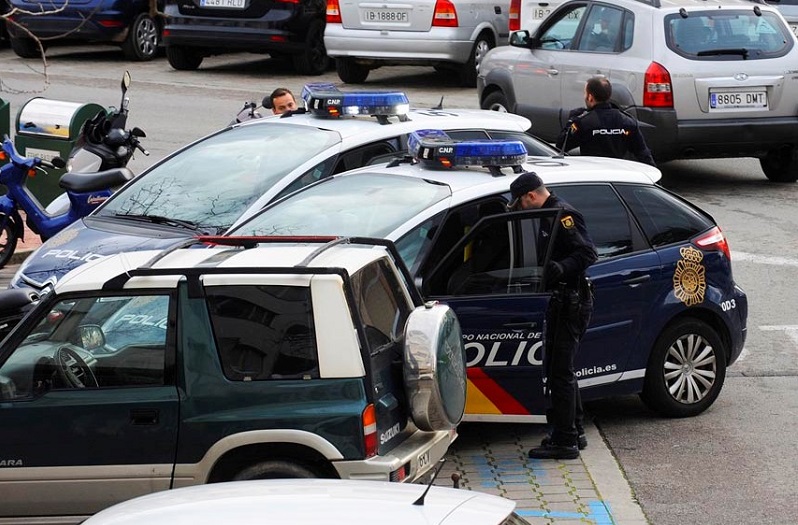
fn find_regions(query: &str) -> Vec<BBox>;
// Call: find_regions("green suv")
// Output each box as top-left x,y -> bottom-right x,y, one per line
0,237 -> 466,524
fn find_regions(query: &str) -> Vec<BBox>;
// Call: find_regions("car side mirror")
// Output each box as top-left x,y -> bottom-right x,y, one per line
510,30 -> 534,47
78,324 -> 106,351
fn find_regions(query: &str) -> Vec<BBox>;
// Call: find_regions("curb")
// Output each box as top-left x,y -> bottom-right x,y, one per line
9,249 -> 33,266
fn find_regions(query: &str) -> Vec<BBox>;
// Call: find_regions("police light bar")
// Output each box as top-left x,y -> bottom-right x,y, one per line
301,83 -> 410,121
408,129 -> 528,169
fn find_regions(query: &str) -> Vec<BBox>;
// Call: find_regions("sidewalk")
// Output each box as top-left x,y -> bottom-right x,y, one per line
436,423 -> 648,525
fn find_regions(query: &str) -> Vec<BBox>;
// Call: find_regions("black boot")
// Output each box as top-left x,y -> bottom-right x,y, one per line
528,442 -> 579,460
541,432 -> 587,450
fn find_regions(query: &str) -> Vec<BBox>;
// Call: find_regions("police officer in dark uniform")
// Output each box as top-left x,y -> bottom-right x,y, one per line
508,172 -> 598,460
556,77 -> 656,167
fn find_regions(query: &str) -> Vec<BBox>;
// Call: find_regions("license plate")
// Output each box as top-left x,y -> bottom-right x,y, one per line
417,451 -> 430,471
791,24 -> 798,36
200,0 -> 246,8
709,91 -> 768,111
533,8 -> 551,19
363,9 -> 408,22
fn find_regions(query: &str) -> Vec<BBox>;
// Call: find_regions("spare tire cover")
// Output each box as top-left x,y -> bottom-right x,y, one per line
403,303 -> 467,431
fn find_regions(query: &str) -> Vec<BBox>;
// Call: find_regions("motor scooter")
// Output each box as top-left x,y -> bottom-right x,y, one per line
0,135 -> 134,268
229,96 -> 269,126
44,71 -> 148,217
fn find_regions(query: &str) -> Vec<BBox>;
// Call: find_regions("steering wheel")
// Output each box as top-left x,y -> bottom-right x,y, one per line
55,346 -> 99,388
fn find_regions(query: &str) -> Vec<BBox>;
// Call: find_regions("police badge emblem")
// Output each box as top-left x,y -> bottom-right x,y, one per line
673,246 -> 706,307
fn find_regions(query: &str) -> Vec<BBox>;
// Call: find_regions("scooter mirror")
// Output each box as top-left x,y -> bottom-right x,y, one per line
122,71 -> 131,92
131,127 -> 146,138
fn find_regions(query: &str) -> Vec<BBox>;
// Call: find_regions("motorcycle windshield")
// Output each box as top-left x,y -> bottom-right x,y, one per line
95,124 -> 341,233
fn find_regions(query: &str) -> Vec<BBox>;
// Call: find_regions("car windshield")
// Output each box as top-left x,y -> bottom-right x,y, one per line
232,173 -> 451,238
96,124 -> 341,233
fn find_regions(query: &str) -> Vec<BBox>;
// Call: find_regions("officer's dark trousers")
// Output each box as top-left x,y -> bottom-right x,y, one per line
546,290 -> 593,446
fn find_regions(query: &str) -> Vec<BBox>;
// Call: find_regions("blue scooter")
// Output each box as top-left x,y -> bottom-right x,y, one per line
0,135 -> 134,268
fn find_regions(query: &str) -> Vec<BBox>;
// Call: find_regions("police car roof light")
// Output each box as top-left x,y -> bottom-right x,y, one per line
408,129 -> 528,170
301,83 -> 410,121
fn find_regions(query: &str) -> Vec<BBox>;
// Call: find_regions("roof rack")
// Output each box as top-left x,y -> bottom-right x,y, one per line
103,235 -> 423,305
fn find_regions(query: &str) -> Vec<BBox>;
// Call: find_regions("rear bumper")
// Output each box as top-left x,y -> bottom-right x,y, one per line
163,25 -> 306,53
727,284 -> 748,367
637,108 -> 798,162
9,12 -> 131,41
325,25 -> 474,63
333,428 -> 456,482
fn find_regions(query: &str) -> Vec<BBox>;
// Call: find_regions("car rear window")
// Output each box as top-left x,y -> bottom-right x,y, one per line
665,10 -> 793,59
615,184 -> 714,248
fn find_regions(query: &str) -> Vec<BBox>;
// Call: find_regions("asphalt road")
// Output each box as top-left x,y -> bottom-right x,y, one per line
2,43 -> 797,525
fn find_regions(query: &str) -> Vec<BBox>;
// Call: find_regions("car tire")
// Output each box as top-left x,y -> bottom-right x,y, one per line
9,34 -> 41,59
336,58 -> 370,84
121,13 -> 159,61
292,20 -> 329,76
459,32 -> 494,88
641,318 -> 727,418
0,214 -> 19,269
481,91 -> 510,113
232,460 -> 321,480
167,45 -> 204,71
759,147 -> 798,183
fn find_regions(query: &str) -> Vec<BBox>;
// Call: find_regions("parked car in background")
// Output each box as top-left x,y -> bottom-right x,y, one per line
1,0 -> 10,46
5,0 -> 161,60
509,0 -> 567,33
162,0 -> 329,75
81,479 -> 529,525
0,239 -> 465,524
478,0 -> 798,182
752,0 -> 798,34
11,87 -> 555,294
324,0 -> 511,86
230,133 -> 748,421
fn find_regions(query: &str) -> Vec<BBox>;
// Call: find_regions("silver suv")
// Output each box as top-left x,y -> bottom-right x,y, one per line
324,0 -> 511,86
478,0 -> 798,182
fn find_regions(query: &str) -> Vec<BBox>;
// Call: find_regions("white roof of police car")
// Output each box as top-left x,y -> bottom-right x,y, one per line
237,108 -> 535,145
230,154 -> 662,242
54,242 -> 397,295
81,479 -> 519,525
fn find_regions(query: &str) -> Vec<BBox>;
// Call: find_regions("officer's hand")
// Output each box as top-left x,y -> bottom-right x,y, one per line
545,261 -> 564,286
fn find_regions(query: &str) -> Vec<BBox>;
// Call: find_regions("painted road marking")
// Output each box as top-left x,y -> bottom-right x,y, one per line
733,251 -> 798,267
759,325 -> 798,346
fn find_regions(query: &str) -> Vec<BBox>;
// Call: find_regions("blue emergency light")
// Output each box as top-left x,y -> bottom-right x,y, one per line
301,83 -> 410,122
408,129 -> 528,170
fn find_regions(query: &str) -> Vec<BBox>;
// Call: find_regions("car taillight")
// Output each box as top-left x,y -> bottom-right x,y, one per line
98,20 -> 125,28
362,404 -> 378,458
509,0 -> 520,31
432,0 -> 458,27
643,62 -> 673,108
276,0 -> 300,3
693,226 -> 730,260
327,0 -> 342,23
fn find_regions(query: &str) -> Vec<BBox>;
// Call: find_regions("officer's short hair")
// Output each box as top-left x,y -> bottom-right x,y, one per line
268,87 -> 295,108
586,77 -> 612,103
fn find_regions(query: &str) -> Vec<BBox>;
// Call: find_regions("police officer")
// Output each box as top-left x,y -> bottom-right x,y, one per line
556,77 -> 656,166
508,172 -> 598,460
268,87 -> 298,115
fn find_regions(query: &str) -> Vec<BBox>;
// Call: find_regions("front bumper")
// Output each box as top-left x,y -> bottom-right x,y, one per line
325,25 -> 474,64
333,428 -> 456,482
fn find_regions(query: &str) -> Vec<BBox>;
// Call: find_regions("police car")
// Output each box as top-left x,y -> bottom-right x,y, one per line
229,131 -> 749,419
11,85 -> 554,292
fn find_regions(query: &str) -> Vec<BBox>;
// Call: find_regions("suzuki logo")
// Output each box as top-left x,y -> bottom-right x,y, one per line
734,73 -> 749,81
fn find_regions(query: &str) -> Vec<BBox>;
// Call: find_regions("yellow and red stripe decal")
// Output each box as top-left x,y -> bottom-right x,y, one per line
466,368 -> 530,415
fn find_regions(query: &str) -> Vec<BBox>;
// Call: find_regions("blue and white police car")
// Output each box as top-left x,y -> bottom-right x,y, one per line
11,85 -> 555,292
228,131 -> 749,419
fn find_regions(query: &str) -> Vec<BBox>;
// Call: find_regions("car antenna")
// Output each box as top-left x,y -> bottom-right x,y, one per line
431,96 -> 445,110
413,459 -> 448,506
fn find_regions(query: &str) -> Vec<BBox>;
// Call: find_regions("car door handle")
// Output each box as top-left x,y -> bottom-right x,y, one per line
130,408 -> 159,425
503,321 -> 537,330
622,273 -> 651,286
547,68 -> 559,76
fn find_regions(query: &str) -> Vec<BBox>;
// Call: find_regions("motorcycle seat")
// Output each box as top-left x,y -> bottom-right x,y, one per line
60,167 -> 135,193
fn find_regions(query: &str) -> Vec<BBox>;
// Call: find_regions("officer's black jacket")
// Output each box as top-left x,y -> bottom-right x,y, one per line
555,102 -> 656,166
538,194 -> 598,289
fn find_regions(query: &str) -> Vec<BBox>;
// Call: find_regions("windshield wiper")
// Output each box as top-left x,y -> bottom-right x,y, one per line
697,48 -> 749,59
113,213 -> 204,232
